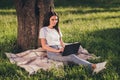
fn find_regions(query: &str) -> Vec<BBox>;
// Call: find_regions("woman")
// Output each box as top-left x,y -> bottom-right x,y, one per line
39,11 -> 107,74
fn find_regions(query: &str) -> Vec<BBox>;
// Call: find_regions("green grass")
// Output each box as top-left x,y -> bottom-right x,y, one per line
0,0 -> 120,80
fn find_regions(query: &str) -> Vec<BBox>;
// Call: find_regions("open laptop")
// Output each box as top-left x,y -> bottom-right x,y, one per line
62,42 -> 80,56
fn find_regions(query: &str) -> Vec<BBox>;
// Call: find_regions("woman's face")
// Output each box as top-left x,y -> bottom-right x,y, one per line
49,15 -> 58,27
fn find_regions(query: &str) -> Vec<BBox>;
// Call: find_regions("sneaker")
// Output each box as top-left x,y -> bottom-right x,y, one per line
93,61 -> 107,75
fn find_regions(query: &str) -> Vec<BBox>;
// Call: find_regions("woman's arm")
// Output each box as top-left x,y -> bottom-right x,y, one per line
60,37 -> 65,48
59,37 -> 65,52
40,38 -> 62,53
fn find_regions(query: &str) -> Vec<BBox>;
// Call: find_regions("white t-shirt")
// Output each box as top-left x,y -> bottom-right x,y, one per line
39,27 -> 62,46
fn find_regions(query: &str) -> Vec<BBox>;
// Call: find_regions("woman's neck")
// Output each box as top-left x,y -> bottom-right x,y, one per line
48,26 -> 54,29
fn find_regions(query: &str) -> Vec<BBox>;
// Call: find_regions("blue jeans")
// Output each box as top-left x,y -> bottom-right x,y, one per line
47,45 -> 92,68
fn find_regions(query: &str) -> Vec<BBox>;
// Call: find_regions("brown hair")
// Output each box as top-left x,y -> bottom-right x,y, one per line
43,11 -> 60,33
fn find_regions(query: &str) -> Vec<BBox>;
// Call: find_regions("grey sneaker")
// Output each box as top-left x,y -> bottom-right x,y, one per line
93,61 -> 107,75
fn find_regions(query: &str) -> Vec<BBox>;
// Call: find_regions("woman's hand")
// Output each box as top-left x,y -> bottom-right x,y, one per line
57,47 -> 64,53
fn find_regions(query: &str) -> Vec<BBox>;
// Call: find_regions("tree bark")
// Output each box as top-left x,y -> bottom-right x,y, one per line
14,0 -> 54,51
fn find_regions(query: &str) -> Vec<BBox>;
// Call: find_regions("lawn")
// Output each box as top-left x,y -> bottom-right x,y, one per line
0,0 -> 120,80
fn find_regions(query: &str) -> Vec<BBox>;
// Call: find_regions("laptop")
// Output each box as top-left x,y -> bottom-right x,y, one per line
62,42 -> 80,56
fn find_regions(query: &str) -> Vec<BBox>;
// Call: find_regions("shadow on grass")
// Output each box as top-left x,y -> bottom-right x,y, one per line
84,28 -> 120,55
55,0 -> 120,8
0,0 -> 120,9
83,28 -> 120,75
0,0 -> 15,9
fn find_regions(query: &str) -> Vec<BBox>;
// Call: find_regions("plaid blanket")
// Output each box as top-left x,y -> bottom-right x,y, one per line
6,46 -> 97,75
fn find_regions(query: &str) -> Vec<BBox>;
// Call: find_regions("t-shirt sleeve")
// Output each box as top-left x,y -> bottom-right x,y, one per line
39,28 -> 46,39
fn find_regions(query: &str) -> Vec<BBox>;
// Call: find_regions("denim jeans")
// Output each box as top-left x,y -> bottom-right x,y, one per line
47,45 -> 92,68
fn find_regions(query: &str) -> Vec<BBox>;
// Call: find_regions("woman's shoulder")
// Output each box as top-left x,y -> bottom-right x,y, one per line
40,27 -> 47,31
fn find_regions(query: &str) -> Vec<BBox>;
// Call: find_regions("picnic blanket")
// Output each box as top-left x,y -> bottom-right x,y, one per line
5,46 -> 98,75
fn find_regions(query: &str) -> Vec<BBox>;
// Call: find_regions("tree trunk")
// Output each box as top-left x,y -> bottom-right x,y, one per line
14,0 -> 54,51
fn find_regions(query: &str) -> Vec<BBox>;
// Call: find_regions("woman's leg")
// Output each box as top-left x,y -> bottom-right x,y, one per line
47,45 -> 107,73
47,51 -> 92,68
